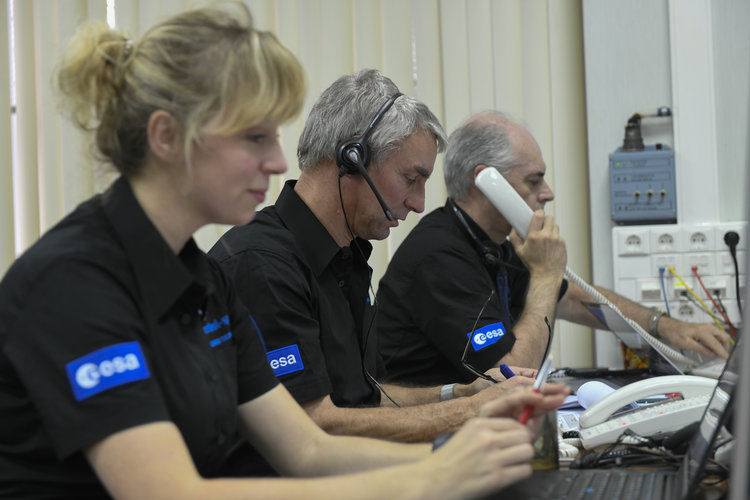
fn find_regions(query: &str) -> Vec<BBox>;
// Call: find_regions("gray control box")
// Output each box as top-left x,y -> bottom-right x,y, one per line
609,145 -> 677,224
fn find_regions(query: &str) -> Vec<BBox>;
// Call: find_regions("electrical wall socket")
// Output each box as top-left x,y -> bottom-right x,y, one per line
650,227 -> 681,253
717,222 -> 746,251
616,229 -> 650,256
656,233 -> 676,252
689,231 -> 709,250
682,225 -> 716,252
676,302 -> 697,322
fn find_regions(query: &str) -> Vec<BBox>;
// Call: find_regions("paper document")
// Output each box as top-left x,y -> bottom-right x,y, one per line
557,381 -> 632,432
560,381 -> 618,410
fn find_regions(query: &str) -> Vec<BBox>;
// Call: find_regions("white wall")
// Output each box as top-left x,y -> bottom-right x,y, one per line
712,0 -> 750,222
583,0 -> 749,367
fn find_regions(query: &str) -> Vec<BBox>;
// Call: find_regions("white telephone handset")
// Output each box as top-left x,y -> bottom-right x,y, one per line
474,167 -> 534,239
577,375 -> 717,448
474,168 -> 697,370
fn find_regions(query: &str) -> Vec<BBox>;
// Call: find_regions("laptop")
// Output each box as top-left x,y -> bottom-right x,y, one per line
481,336 -> 741,500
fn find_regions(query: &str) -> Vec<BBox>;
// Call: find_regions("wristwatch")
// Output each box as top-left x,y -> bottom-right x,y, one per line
440,383 -> 456,401
647,307 -> 669,337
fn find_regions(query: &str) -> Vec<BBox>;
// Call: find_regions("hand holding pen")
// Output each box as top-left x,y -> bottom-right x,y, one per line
518,354 -> 554,425
499,363 -> 538,380
499,363 -> 516,379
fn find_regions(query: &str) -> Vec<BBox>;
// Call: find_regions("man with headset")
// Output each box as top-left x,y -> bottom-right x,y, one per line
376,110 -> 732,387
208,72 -> 546,466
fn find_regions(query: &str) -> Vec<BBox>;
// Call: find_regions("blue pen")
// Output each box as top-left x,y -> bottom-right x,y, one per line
499,363 -> 515,379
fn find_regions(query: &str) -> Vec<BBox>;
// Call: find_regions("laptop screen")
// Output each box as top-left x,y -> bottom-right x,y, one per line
684,337 -> 741,492
729,307 -> 749,500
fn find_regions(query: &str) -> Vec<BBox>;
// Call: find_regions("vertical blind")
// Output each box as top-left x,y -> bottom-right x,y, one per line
1,0 -> 592,365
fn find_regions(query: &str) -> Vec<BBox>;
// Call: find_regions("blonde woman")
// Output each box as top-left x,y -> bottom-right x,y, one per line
0,4 -> 566,499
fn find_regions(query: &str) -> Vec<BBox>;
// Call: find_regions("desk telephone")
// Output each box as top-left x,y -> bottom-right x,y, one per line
577,375 -> 717,448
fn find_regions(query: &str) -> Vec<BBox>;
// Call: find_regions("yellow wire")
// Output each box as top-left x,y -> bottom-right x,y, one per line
667,266 -> 727,333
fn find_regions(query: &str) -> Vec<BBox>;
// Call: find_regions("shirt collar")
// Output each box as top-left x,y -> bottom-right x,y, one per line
276,180 -> 372,276
445,198 -> 493,242
102,176 -> 213,320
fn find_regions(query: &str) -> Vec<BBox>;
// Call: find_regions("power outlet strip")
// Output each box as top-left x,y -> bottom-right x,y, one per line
613,222 -> 746,330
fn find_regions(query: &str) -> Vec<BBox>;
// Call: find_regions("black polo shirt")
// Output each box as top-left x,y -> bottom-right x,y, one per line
0,177 -> 277,498
209,180 -> 382,408
376,201 -> 566,386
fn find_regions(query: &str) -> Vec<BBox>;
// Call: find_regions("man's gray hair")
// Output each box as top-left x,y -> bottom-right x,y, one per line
297,69 -> 446,171
444,110 -> 525,201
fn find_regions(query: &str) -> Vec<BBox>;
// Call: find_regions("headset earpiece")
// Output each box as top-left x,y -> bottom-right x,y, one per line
335,92 -> 402,176
334,92 -> 403,222
336,137 -> 369,178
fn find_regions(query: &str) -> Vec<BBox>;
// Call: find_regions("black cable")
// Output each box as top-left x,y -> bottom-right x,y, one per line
571,429 -> 682,470
723,231 -> 742,320
571,434 -> 624,469
363,290 -> 401,407
713,292 -> 729,318
337,177 -> 401,408
713,292 -> 738,335
460,289 -> 499,383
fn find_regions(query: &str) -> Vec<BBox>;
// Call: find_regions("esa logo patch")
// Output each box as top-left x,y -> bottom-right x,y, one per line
203,314 -> 233,347
467,322 -> 506,352
65,341 -> 150,401
266,344 -> 304,377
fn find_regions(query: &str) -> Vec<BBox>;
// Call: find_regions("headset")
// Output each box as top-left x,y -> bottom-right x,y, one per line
448,198 -> 509,275
335,93 -> 403,222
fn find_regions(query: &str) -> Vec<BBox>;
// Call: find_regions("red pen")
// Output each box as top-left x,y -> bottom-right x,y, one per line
518,354 -> 554,425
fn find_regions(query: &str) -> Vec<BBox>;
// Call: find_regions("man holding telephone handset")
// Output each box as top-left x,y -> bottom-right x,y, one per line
376,111 -> 731,386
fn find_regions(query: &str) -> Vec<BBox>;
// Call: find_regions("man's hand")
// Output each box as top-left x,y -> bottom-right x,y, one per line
463,365 -> 539,397
500,365 -> 538,380
658,317 -> 732,359
476,383 -> 569,420
469,376 -> 535,405
509,210 -> 566,278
